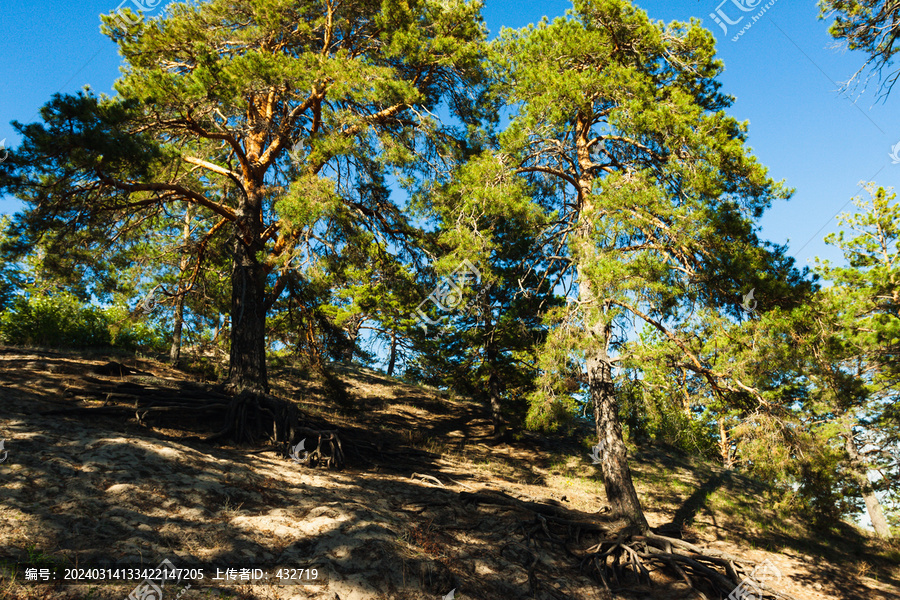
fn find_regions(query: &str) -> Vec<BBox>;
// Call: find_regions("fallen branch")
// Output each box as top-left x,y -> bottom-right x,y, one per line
411,473 -> 445,487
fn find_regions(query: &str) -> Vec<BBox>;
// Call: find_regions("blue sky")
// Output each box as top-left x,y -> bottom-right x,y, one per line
1,0 -> 898,270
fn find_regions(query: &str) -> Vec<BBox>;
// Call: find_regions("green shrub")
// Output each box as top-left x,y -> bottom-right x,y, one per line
0,292 -> 165,352
101,304 -> 168,352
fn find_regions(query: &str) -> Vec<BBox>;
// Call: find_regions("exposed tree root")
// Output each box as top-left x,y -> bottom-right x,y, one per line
464,490 -> 797,599
42,376 -> 345,469
577,531 -> 798,600
287,425 -> 346,469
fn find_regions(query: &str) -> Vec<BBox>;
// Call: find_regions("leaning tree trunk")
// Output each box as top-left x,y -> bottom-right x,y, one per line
228,193 -> 269,394
845,428 -> 893,539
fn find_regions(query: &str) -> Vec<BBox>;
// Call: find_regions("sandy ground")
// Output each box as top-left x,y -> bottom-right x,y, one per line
0,347 -> 898,600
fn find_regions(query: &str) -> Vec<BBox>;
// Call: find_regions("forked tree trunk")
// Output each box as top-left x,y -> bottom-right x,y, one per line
228,196 -> 269,394
845,429 -> 892,539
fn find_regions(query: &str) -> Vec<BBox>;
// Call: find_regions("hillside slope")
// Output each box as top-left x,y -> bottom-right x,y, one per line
0,346 -> 898,600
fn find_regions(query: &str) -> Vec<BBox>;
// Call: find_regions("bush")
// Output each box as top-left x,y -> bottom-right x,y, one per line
0,292 -> 165,352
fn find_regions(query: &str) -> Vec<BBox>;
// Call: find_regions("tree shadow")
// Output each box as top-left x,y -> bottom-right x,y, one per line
2,347 -> 898,600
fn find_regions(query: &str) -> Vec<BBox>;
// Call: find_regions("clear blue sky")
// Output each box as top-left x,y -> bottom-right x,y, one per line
1,0 -> 898,269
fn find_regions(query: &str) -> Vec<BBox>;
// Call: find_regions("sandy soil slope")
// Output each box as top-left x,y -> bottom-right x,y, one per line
0,347 -> 898,600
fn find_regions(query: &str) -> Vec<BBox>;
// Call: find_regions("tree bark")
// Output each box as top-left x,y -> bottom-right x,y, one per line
481,296 -> 505,436
488,367 -> 503,436
387,329 -> 398,377
844,429 -> 892,539
718,418 -> 733,469
343,315 -> 363,364
170,291 -> 185,365
574,112 -> 649,533
169,206 -> 192,366
228,193 -> 269,394
486,340 -> 504,437
584,313 -> 649,533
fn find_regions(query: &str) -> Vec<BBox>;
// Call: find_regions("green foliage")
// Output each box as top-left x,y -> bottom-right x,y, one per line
523,310 -> 586,432
818,0 -> 900,98
618,380 -> 719,458
0,292 -> 165,351
1,0 -> 896,535
0,216 -> 23,312
484,0 -> 807,448
0,292 -> 111,348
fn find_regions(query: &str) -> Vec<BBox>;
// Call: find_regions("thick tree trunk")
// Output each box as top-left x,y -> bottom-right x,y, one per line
584,322 -> 650,533
228,199 -> 269,394
845,430 -> 892,539
577,245 -> 648,531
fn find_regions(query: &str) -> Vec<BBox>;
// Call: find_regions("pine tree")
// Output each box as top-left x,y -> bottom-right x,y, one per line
490,0 -> 794,536
818,0 -> 900,98
0,0 -> 488,394
809,183 -> 900,538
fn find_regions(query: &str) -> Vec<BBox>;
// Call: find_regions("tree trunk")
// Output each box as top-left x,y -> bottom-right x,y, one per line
386,329 -> 398,377
845,430 -> 892,539
343,315 -> 362,364
718,418 -> 733,469
480,295 -> 505,436
488,368 -> 503,436
169,206 -> 192,366
573,112 -> 649,533
486,341 -> 504,437
584,320 -> 650,533
170,292 -> 185,365
228,197 -> 269,394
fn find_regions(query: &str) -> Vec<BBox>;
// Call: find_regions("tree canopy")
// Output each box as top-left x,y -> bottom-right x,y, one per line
819,0 -> 900,98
